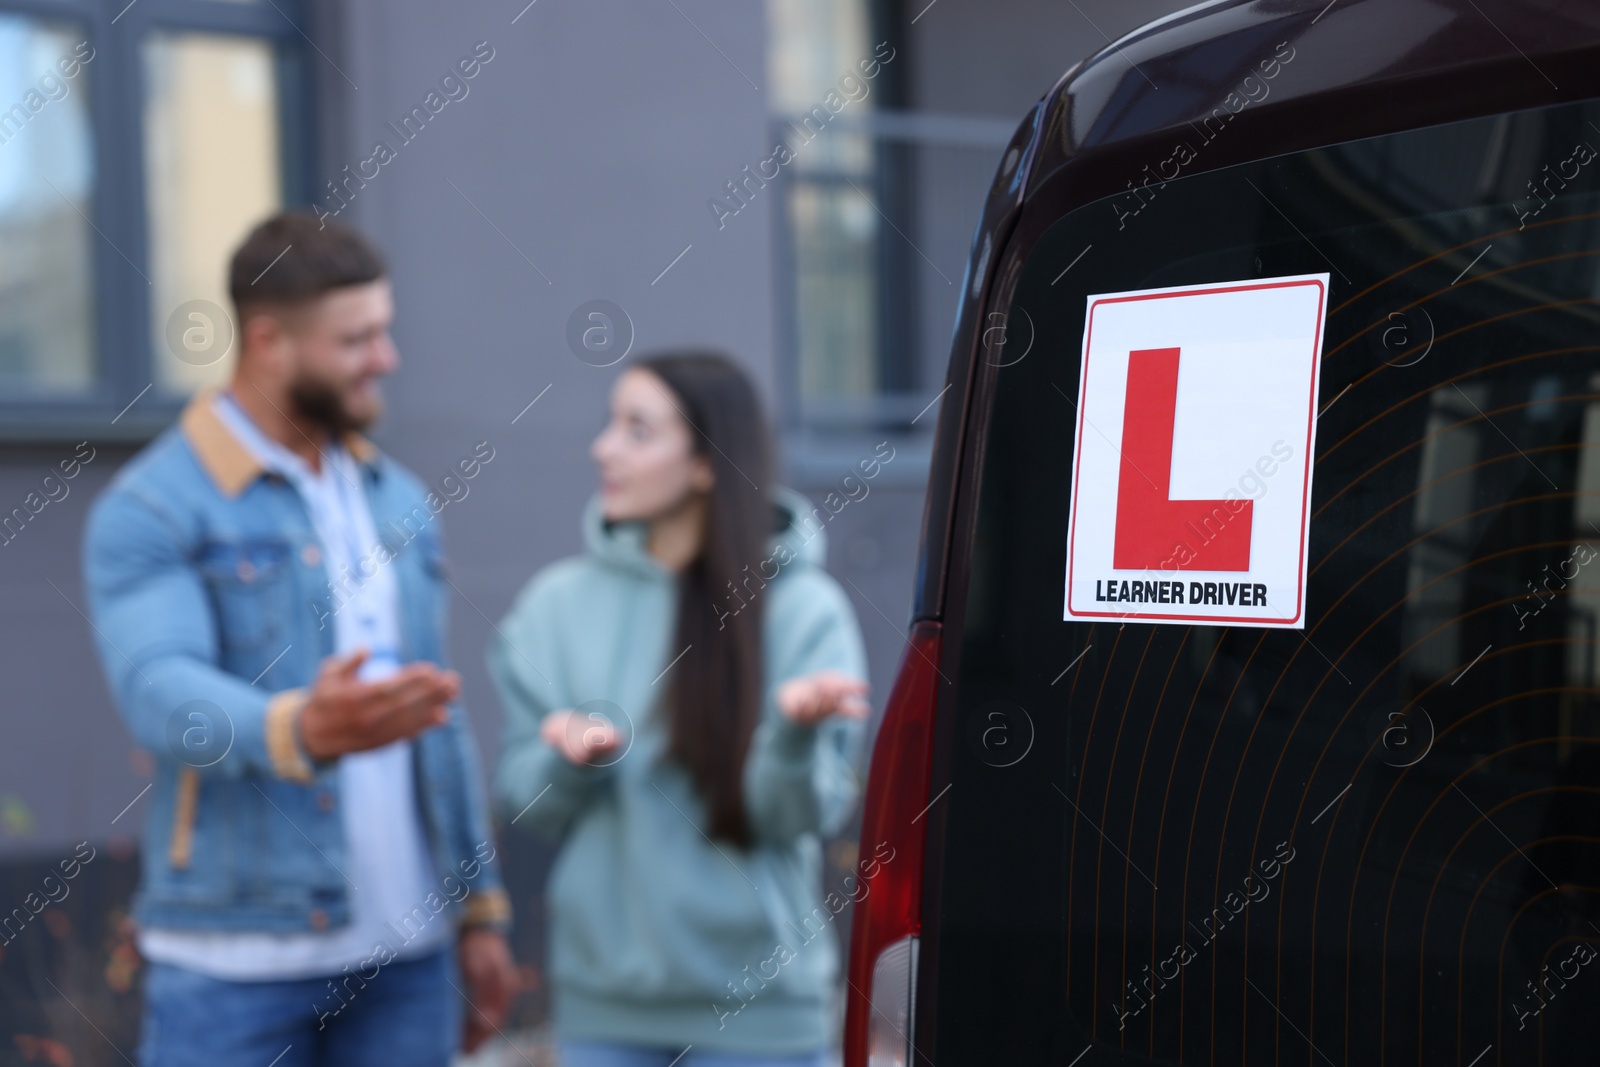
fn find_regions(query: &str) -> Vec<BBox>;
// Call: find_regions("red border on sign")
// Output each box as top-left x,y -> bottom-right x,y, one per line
1065,276 -> 1326,625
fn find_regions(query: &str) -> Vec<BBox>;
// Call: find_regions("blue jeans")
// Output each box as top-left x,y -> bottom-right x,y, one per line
559,1041 -> 830,1067
138,949 -> 460,1067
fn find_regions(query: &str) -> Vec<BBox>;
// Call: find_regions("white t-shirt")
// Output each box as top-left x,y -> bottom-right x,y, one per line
138,392 -> 450,980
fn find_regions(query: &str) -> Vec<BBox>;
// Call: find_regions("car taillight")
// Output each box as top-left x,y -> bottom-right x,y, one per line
844,620 -> 942,1067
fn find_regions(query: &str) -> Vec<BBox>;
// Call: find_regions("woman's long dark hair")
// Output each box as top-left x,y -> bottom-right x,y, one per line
641,352 -> 774,848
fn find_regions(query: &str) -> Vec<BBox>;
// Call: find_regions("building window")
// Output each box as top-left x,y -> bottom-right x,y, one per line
0,0 -> 310,439
767,0 -> 1014,441
144,30 -> 285,398
0,15 -> 97,400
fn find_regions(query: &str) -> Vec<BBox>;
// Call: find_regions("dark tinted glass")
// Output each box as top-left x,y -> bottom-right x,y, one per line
933,98 -> 1600,1065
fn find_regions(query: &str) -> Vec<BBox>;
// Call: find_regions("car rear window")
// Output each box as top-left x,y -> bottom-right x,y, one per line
931,97 -> 1600,1065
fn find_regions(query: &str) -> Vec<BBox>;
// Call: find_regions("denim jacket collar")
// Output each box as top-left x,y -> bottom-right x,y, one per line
178,385 -> 381,499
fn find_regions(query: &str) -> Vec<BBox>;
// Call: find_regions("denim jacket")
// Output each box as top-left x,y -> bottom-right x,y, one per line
82,388 -> 510,935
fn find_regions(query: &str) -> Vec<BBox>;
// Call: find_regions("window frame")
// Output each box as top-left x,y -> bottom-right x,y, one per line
771,109 -> 1016,489
768,0 -> 1013,446
0,0 -> 316,442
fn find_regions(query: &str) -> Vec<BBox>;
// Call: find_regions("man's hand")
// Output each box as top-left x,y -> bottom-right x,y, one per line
458,928 -> 517,1053
297,648 -> 459,761
540,708 -> 624,766
776,671 -> 870,727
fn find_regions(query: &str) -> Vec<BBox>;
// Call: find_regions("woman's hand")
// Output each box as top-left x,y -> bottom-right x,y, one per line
776,671 -> 870,727
541,709 -> 623,765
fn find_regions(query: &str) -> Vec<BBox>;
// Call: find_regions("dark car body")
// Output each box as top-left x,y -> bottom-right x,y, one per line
845,1 -> 1600,1063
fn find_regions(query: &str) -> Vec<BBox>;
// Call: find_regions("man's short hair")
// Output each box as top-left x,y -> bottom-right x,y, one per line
228,212 -> 386,323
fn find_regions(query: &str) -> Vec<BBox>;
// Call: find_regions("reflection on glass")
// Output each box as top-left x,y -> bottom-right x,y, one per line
145,30 -> 280,396
767,0 -> 871,116
790,181 -> 877,405
777,111 -> 876,175
0,16 -> 96,397
770,0 -> 907,424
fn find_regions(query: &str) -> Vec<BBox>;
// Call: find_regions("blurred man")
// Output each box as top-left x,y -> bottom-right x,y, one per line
83,213 -> 516,1067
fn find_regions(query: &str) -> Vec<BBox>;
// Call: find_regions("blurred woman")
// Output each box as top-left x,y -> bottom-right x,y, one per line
489,352 -> 870,1066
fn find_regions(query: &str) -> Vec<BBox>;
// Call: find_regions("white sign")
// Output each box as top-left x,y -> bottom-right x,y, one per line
1063,274 -> 1329,628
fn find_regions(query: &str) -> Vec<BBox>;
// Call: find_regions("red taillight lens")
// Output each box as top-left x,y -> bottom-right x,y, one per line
844,620 -> 942,1067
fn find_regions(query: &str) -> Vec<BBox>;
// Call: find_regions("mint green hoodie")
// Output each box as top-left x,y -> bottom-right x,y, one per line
488,489 -> 868,1054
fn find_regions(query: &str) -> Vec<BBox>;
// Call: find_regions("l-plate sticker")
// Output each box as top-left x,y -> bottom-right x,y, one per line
1063,273 -> 1329,628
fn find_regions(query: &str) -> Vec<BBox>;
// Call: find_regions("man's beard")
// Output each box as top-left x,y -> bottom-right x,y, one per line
289,375 -> 376,434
